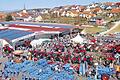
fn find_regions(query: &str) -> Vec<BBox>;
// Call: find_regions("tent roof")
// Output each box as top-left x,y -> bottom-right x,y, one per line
0,29 -> 33,41
0,39 -> 13,48
0,21 -> 74,28
30,38 -> 51,47
71,33 -> 84,43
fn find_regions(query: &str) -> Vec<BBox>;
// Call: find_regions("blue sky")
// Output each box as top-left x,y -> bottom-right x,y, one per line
0,0 -> 119,11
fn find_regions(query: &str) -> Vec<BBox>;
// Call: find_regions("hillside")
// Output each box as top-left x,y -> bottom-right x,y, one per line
100,21 -> 120,34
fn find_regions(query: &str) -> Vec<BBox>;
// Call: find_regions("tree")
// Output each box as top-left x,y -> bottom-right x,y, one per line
5,15 -> 13,21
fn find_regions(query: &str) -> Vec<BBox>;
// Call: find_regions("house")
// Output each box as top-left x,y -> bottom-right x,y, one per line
89,3 -> 99,8
24,16 -> 33,22
50,10 -> 60,17
104,2 -> 115,6
35,15 -> 43,22
84,7 -> 91,11
100,4 -> 106,10
11,8 -> 44,22
11,9 -> 30,21
70,5 -> 77,10
79,11 -> 96,19
88,17 -> 104,25
91,7 -> 102,14
17,12 -> 30,22
66,11 -> 78,17
103,2 -> 116,10
0,13 -> 6,20
40,9 -> 49,14
78,6 -> 86,11
107,8 -> 120,17
111,8 -> 120,13
63,5 -> 71,10
86,14 -> 96,19
116,2 -> 120,7
65,11 -> 70,17
106,6 -> 112,10
22,9 -> 27,13
61,11 -> 67,17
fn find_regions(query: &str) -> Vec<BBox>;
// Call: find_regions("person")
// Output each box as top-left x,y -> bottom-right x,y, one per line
116,71 -> 120,79
102,74 -> 109,80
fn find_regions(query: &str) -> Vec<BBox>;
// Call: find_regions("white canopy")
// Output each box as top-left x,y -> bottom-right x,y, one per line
71,33 -> 84,44
12,33 -> 36,43
0,39 -> 13,48
40,31 -> 61,34
30,38 -> 51,47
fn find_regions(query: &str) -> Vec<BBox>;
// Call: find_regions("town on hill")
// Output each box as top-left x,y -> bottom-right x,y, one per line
0,2 -> 120,26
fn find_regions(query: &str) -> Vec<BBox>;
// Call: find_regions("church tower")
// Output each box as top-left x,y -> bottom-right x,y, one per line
22,4 -> 27,13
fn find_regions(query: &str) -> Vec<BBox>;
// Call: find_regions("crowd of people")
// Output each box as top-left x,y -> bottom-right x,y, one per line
1,32 -> 120,80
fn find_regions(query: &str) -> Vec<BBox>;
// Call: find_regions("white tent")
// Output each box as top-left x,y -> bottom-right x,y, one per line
71,33 -> 84,44
12,33 -> 36,43
30,38 -> 51,47
0,39 -> 13,48
39,31 -> 61,34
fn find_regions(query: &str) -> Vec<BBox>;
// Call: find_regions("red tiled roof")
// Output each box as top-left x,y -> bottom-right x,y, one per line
11,12 -> 30,18
0,13 -> 6,19
111,8 -> 120,13
79,11 -> 96,17
19,12 -> 29,18
79,6 -> 86,10
70,11 -> 79,14
11,13 -> 20,17
104,2 -> 115,6
92,7 -> 102,12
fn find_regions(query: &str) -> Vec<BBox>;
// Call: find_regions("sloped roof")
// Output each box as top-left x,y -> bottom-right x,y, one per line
9,24 -> 69,32
104,2 -> 115,6
92,7 -> 102,12
71,33 -> 84,43
0,13 -> 6,18
0,29 -> 33,40
111,8 -> 120,13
